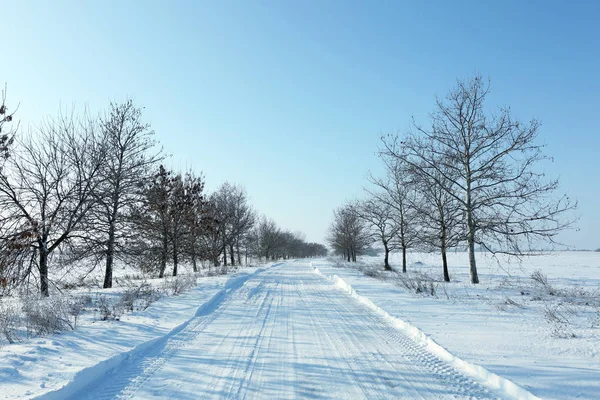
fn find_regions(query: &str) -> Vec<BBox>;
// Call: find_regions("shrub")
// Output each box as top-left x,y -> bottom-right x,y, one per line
120,281 -> 162,312
164,274 -> 197,296
395,272 -> 438,297
530,270 -> 549,287
0,302 -> 20,344
22,295 -> 75,336
96,294 -> 123,321
544,304 -> 576,338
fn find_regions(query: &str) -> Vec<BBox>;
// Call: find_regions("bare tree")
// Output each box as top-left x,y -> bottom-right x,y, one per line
327,202 -> 370,262
85,100 -> 162,288
357,195 -> 400,271
369,156 -> 420,273
254,216 -> 282,261
0,110 -> 106,296
411,164 -> 462,281
220,183 -> 256,266
204,183 -> 256,267
382,74 -> 576,283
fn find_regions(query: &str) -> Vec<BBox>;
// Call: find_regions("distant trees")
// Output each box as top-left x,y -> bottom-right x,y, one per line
253,217 -> 282,261
327,203 -> 370,262
201,183 -> 256,267
0,89 -> 328,296
330,74 -> 576,283
369,156 -> 420,273
356,197 -> 399,270
251,217 -> 327,261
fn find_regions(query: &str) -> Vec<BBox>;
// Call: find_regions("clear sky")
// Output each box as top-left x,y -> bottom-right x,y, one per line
3,1 -> 599,249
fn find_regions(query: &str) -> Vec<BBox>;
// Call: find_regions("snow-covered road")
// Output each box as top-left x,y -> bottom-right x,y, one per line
48,261 -> 496,399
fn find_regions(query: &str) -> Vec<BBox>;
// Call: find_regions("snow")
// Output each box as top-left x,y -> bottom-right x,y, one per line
314,251 -> 600,399
33,261 -> 499,399
0,272 -> 233,399
1,254 -> 598,399
313,265 -> 538,400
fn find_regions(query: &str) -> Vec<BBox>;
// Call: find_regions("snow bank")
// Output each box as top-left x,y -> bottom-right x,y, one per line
312,263 -> 540,400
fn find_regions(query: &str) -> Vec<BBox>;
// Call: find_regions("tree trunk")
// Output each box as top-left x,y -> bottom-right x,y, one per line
39,244 -> 49,297
191,239 -> 198,272
465,161 -> 479,284
467,229 -> 478,283
191,252 -> 198,273
229,243 -> 235,266
441,248 -> 449,282
236,243 -> 241,265
402,246 -> 407,273
441,226 -> 450,282
383,242 -> 391,271
172,236 -> 178,277
103,221 -> 116,289
159,232 -> 168,278
223,246 -> 228,267
465,191 -> 479,284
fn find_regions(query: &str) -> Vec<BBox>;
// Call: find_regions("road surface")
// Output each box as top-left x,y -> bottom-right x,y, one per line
64,261 -> 495,399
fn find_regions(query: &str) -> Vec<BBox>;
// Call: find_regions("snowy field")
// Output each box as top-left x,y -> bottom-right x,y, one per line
0,254 -> 597,399
317,251 -> 600,399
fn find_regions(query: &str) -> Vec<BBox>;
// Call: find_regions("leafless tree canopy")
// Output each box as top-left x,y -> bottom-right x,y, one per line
328,202 -> 371,263
368,155 -> 421,273
355,196 -> 400,271
0,109 -> 106,296
0,91 -> 327,296
378,74 -> 576,283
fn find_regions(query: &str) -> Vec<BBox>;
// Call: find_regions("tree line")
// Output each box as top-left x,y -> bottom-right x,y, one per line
0,91 -> 327,296
328,75 -> 576,283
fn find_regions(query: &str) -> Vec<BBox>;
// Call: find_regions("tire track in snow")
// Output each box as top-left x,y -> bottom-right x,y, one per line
295,277 -> 386,399
40,262 -> 510,399
308,277 -> 493,399
35,267 -> 271,400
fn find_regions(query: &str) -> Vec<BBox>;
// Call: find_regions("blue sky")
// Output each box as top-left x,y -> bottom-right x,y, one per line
3,1 -> 599,248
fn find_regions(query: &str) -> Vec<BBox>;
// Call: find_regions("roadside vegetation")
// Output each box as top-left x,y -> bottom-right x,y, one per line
0,86 -> 327,346
328,74 -> 576,283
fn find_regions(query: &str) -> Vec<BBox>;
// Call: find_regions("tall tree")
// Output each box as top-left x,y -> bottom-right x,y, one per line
93,100 -> 162,288
137,165 -> 174,278
0,110 -> 106,296
383,75 -> 576,283
181,172 -> 207,272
